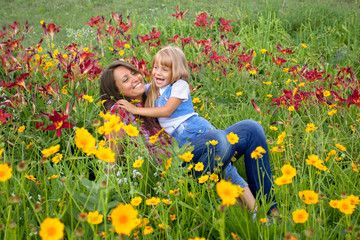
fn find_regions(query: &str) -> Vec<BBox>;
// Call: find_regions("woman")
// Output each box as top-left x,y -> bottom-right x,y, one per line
100,60 -> 277,212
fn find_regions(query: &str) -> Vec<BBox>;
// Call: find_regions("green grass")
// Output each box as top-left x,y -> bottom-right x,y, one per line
0,0 -> 360,239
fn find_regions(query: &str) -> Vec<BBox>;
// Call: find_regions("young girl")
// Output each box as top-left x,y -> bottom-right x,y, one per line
118,46 -> 216,145
118,46 -> 259,213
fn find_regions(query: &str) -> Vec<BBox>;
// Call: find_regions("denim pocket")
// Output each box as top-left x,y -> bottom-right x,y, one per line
172,116 -> 215,146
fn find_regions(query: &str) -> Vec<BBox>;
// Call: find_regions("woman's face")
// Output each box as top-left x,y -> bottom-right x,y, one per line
113,66 -> 146,100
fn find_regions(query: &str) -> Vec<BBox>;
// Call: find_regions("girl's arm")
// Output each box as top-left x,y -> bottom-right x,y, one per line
117,97 -> 182,117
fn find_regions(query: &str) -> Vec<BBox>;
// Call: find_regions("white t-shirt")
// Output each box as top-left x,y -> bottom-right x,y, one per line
157,80 -> 197,135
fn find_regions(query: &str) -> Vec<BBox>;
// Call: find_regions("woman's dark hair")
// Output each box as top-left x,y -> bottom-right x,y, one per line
100,60 -> 141,111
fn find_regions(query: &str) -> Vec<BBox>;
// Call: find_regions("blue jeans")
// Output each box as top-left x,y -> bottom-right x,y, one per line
174,118 -> 277,209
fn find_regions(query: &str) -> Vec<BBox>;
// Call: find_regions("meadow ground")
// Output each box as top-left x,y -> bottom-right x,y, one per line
0,0 -> 360,239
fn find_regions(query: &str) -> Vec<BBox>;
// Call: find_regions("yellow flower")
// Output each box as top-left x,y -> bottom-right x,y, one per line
338,198 -> 356,215
47,175 -> 59,179
325,150 -> 336,161
270,145 -> 285,153
292,59 -> 298,63
269,126 -> 278,131
162,199 -> 173,205
102,115 -> 122,135
226,132 -> 239,145
335,143 -> 346,151
276,131 -> 286,144
130,197 -> 142,206
119,50 -> 124,56
170,214 -> 177,221
298,82 -> 305,87
306,154 -> 322,166
299,190 -> 319,204
329,200 -> 339,209
301,43 -> 307,48
323,90 -> 331,97
216,180 -> 243,207
169,188 -> 180,195
38,46 -> 43,53
292,209 -> 309,223
267,94 -> 273,98
124,44 -> 130,49
24,174 -> 36,182
192,97 -> 201,103
281,164 -> 296,179
260,49 -> 267,54
260,218 -> 268,223
274,175 -> 293,186
87,211 -> 103,225
209,140 -> 218,146
143,226 -> 153,235
83,47 -> 89,52
18,125 -> 25,133
194,162 -> 204,172
263,81 -> 272,85
288,106 -> 295,111
41,145 -> 60,157
187,164 -> 194,171
75,128 -> 96,155
146,197 -> 161,206
305,123 -> 318,133
346,195 -> 360,205
198,175 -> 209,184
236,91 -> 243,96
82,95 -> 94,103
351,162 -> 358,172
39,218 -> 64,240
0,163 -> 12,182
108,47 -> 114,51
250,70 -> 257,75
61,88 -> 68,94
209,173 -> 219,182
165,158 -> 172,170
251,146 -> 266,160
149,135 -> 158,144
52,154 -> 63,164
95,146 -> 115,163
123,124 -> 139,137
179,151 -> 194,162
111,204 -> 139,236
133,159 -> 144,168
328,109 -> 337,116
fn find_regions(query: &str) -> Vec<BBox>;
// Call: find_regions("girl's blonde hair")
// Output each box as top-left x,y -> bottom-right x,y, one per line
145,46 -> 190,108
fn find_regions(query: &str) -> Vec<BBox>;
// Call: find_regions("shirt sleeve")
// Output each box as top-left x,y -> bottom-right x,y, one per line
145,83 -> 151,95
170,80 -> 190,100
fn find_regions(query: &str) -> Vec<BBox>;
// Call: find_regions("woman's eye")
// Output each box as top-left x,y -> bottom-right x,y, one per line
123,78 -> 128,82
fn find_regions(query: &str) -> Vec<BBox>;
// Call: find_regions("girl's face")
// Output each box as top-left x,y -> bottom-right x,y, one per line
113,66 -> 145,100
152,62 -> 172,88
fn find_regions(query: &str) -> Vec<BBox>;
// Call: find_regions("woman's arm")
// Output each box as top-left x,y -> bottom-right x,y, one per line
104,127 -> 125,163
117,97 -> 182,118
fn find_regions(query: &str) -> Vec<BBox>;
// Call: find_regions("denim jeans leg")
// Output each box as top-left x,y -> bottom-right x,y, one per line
224,119 -> 277,209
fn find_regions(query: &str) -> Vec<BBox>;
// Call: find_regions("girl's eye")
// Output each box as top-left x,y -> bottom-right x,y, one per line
131,71 -> 136,75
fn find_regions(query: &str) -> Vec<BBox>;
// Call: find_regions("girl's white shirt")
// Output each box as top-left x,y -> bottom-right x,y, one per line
154,80 -> 197,135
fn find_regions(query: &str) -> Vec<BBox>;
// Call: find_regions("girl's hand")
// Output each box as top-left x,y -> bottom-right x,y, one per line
117,99 -> 137,114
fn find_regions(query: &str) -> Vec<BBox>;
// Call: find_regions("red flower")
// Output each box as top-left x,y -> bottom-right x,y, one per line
166,34 -> 179,43
272,56 -> 287,66
114,40 -> 127,49
85,16 -> 105,29
194,12 -> 214,28
346,89 -> 360,107
44,109 -> 73,137
150,28 -> 161,40
42,22 -> 61,39
219,18 -> 233,32
180,36 -> 194,46
138,34 -> 151,43
276,44 -> 293,55
172,6 -> 188,20
0,108 -> 13,124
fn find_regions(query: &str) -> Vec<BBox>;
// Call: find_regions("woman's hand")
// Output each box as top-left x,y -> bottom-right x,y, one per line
117,99 -> 137,114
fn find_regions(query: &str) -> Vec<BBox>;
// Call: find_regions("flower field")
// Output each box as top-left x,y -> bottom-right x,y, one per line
0,1 -> 359,239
